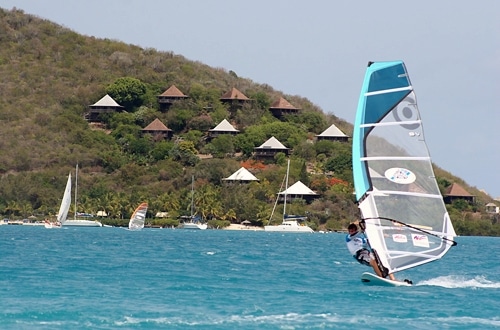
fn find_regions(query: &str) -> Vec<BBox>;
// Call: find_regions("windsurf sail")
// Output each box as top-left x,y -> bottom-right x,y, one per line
57,173 -> 72,224
129,202 -> 148,230
352,61 -> 457,275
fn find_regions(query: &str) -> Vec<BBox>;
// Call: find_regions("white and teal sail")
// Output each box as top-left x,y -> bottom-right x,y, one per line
352,61 -> 456,275
57,173 -> 72,224
128,202 -> 148,230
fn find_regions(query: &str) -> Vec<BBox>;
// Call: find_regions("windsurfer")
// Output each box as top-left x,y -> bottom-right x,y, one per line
346,223 -> 397,281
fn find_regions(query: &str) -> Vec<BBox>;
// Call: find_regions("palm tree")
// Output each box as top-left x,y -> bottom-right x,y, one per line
19,201 -> 33,219
5,200 -> 20,218
222,208 -> 237,222
256,204 -> 271,224
196,184 -> 223,220
116,192 -> 131,219
105,192 -> 124,219
159,192 -> 180,214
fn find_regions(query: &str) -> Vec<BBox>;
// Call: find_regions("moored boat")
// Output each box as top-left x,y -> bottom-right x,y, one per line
179,176 -> 207,230
264,159 -> 313,233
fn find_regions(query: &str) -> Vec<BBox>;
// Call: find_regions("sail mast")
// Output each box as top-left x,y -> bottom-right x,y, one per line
283,159 -> 290,218
190,175 -> 194,218
268,171 -> 287,224
74,164 -> 78,220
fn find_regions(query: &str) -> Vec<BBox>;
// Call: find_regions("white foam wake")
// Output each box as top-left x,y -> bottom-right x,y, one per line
418,275 -> 500,288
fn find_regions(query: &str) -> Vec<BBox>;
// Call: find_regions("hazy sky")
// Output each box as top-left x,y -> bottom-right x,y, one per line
2,0 -> 499,198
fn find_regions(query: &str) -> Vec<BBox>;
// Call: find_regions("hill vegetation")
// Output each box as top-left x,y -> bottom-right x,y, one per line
0,7 -> 498,235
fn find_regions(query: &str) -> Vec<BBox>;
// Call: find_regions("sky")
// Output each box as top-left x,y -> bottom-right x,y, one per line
1,0 -> 499,198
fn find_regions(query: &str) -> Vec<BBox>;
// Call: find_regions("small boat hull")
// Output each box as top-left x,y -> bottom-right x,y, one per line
181,222 -> 207,230
62,220 -> 102,227
264,220 -> 313,233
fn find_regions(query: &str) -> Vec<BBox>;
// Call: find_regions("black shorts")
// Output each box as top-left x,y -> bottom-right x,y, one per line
355,249 -> 371,266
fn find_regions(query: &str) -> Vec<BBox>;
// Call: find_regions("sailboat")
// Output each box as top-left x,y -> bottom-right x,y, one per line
45,172 -> 72,229
128,202 -> 148,230
264,159 -> 314,233
63,164 -> 103,227
352,61 -> 457,284
180,176 -> 207,230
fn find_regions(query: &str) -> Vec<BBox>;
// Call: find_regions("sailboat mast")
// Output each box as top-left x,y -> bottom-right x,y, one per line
283,159 -> 290,217
191,175 -> 194,218
74,164 -> 78,220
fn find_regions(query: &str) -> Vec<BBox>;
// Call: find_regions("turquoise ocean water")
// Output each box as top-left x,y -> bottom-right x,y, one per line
0,226 -> 499,329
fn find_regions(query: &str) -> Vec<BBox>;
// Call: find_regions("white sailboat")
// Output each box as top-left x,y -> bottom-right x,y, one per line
180,176 -> 207,230
45,172 -> 72,229
128,202 -> 148,230
63,164 -> 103,227
352,61 -> 457,284
264,159 -> 314,233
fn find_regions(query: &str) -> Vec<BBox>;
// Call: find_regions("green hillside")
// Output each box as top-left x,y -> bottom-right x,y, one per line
0,8 -> 497,234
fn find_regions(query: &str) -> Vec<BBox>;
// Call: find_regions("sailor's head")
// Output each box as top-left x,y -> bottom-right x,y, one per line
348,223 -> 358,235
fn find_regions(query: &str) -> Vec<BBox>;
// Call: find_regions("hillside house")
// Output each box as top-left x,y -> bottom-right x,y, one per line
142,118 -> 173,140
220,87 -> 250,112
486,202 -> 499,214
157,85 -> 188,111
269,97 -> 300,118
443,183 -> 475,204
316,123 -> 349,142
208,119 -> 239,140
254,136 -> 289,158
278,181 -> 319,204
222,167 -> 259,183
86,94 -> 124,122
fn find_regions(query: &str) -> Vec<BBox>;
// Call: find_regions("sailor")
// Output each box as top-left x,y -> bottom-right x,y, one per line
345,223 -> 397,281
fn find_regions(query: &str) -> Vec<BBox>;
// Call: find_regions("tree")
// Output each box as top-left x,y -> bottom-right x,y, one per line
195,183 -> 223,220
293,140 -> 316,161
109,112 -> 136,129
299,161 -> 309,186
5,200 -> 21,218
127,136 -> 153,157
151,141 -> 173,161
224,187 -> 265,223
196,159 -> 237,185
165,108 -> 194,132
188,114 -> 214,132
156,192 -> 180,216
291,111 -> 327,134
452,199 -> 471,212
234,134 -> 257,156
106,77 -> 147,111
247,91 -> 271,110
274,152 -> 287,167
315,140 -> 336,157
325,150 -> 352,174
206,135 -> 235,158
169,140 -> 199,166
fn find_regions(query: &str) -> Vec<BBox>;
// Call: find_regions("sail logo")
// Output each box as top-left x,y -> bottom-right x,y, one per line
411,233 -> 430,248
392,234 -> 408,243
393,92 -> 421,130
385,167 -> 416,184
